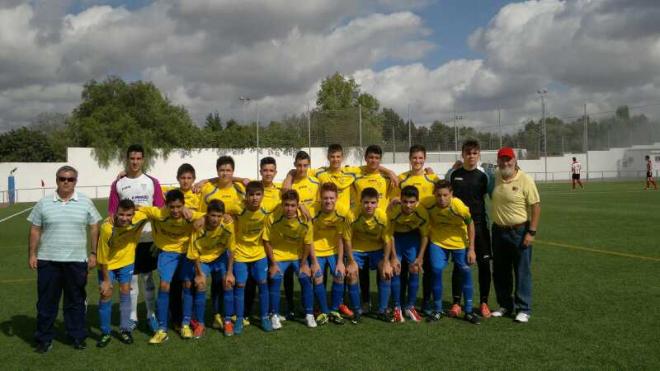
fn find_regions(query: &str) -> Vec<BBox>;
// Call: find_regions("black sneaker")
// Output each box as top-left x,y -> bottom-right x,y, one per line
73,339 -> 87,350
350,312 -> 361,325
96,334 -> 111,348
285,311 -> 295,321
329,311 -> 345,325
465,312 -> 481,325
377,311 -> 394,323
426,311 -> 442,322
35,341 -> 53,354
119,331 -> 134,344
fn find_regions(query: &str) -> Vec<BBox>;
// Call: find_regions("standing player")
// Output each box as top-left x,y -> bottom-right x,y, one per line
645,155 -> 658,190
96,199 -> 147,347
264,190 -> 319,329
571,157 -> 584,190
447,140 -> 494,318
108,144 -> 164,333
181,200 -> 235,338
426,180 -> 480,324
387,186 -> 429,323
345,187 -> 394,323
282,151 -> 321,214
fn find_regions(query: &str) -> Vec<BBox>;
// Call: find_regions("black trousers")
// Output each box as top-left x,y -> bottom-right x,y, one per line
35,260 -> 88,344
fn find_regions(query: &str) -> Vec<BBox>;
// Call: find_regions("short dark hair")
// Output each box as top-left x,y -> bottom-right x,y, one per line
118,198 -> 136,211
177,163 -> 196,179
645,155 -> 650,160
360,187 -> 379,200
461,139 -> 480,153
206,199 -> 225,214
409,145 -> 426,158
401,185 -> 419,200
327,144 -> 343,155
245,180 -> 264,195
281,189 -> 299,203
295,150 -> 311,163
320,182 -> 338,195
216,155 -> 235,170
572,157 -> 577,161
260,157 -> 276,168
434,179 -> 452,192
165,189 -> 185,204
126,144 -> 144,159
365,145 -> 382,158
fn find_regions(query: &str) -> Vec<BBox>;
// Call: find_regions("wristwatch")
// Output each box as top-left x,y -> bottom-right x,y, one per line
527,230 -> 537,236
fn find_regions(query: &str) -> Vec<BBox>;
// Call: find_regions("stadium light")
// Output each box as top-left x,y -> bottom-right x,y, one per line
537,89 -> 548,182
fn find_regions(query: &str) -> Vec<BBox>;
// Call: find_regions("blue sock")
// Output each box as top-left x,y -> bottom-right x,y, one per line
258,282 -> 269,319
461,266 -> 474,314
269,277 -> 282,315
378,278 -> 391,313
119,292 -> 131,331
182,286 -> 193,325
407,273 -> 419,309
194,291 -> 206,325
157,290 -> 170,330
391,274 -> 401,308
432,270 -> 443,312
99,299 -> 112,335
223,287 -> 234,320
314,282 -> 329,314
348,283 -> 361,312
234,286 -> 245,321
331,281 -> 344,311
299,274 -> 313,315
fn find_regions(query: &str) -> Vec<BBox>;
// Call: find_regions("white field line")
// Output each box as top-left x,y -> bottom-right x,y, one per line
0,207 -> 33,223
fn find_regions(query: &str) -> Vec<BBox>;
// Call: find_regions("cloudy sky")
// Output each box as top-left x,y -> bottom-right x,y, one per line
1,0 -> 660,132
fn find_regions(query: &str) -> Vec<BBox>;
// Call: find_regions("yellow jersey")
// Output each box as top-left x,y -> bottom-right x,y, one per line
261,182 -> 282,213
311,207 -> 351,258
312,166 -> 360,212
187,222 -> 235,263
292,176 -> 320,213
388,204 -> 430,237
233,206 -> 272,263
397,171 -> 439,207
346,208 -> 392,253
97,214 -> 148,270
140,206 -> 203,254
162,186 -> 202,211
426,197 -> 472,250
200,181 -> 245,214
263,211 -> 313,262
352,166 -> 394,211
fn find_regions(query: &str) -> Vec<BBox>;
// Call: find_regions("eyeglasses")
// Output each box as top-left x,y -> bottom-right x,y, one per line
58,177 -> 77,183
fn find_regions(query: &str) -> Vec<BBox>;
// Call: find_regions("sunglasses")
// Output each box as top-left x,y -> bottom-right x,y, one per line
58,177 -> 77,183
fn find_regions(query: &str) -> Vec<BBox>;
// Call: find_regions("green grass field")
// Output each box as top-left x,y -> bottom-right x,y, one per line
1,181 -> 658,369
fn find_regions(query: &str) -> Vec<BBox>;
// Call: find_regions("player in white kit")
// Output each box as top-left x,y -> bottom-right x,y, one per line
108,144 -> 165,332
571,157 -> 583,190
644,155 -> 657,190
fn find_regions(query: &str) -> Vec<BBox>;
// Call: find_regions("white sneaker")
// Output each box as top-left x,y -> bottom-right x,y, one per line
305,314 -> 317,328
491,307 -> 509,317
514,312 -> 530,323
271,314 -> 282,330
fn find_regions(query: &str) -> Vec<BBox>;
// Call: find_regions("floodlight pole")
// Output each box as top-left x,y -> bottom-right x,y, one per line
538,90 -> 548,182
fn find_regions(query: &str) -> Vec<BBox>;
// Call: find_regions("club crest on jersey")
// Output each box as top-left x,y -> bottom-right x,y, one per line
512,186 -> 519,191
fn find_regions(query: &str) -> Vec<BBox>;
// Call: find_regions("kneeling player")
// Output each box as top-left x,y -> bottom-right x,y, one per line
346,187 -> 394,323
181,200 -> 236,338
426,180 -> 479,324
96,199 -> 147,347
388,186 -> 429,323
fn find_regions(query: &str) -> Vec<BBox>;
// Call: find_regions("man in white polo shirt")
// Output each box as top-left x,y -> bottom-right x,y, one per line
28,165 -> 102,353
108,144 -> 164,332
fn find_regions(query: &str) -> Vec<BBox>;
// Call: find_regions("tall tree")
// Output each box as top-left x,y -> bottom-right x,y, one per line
0,127 -> 59,162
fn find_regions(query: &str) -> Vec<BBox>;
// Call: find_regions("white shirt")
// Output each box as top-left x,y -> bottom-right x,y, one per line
114,174 -> 156,242
571,162 -> 581,175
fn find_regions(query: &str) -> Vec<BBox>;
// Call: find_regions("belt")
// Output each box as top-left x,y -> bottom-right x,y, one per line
494,222 -> 527,230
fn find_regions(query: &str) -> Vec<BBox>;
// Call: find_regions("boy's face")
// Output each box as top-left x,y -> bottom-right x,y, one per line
361,196 -> 378,216
216,164 -> 234,185
283,199 -> 298,218
434,188 -> 452,208
115,207 -> 135,227
246,190 -> 263,210
462,148 -> 480,168
167,199 -> 185,218
294,159 -> 310,177
327,151 -> 343,169
320,190 -> 337,212
409,151 -> 425,172
178,172 -> 195,191
401,196 -> 418,214
205,211 -> 223,229
365,152 -> 381,171
260,164 -> 277,184
126,151 -> 144,174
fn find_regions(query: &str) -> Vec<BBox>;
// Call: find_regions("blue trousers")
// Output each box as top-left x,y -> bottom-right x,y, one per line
492,224 -> 533,314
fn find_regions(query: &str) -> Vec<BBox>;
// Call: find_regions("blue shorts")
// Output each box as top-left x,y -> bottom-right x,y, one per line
393,232 -> 421,264
97,264 -> 134,285
234,257 -> 268,285
180,253 -> 228,282
353,250 -> 384,270
272,259 -> 301,280
317,255 -> 340,279
157,251 -> 186,283
428,243 -> 468,271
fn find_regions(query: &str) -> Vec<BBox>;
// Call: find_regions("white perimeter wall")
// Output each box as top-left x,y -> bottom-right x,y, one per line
0,145 -> 656,203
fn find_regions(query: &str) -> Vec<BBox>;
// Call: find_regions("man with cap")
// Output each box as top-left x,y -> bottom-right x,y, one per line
490,147 -> 541,323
